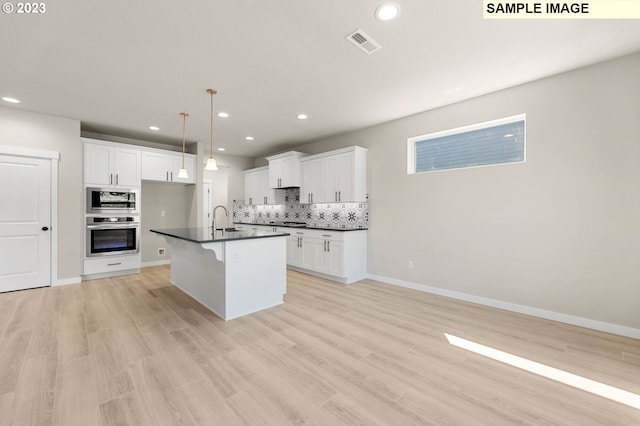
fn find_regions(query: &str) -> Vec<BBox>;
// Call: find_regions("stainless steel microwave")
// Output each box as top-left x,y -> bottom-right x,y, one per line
86,187 -> 139,215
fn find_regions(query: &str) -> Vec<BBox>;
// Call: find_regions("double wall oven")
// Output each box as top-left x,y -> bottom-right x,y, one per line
85,188 -> 140,258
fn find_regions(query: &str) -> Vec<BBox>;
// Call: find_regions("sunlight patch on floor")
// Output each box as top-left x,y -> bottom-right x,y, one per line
444,333 -> 640,410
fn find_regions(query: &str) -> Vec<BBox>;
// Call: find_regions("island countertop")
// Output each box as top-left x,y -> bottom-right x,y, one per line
150,227 -> 290,244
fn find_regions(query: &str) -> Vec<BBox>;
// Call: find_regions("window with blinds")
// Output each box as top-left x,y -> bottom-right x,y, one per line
407,114 -> 526,174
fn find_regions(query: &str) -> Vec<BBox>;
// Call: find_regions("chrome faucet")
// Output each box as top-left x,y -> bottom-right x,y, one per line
212,205 -> 229,235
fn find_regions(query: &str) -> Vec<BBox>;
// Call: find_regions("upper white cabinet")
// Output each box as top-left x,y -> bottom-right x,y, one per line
83,138 -> 141,187
244,167 -> 285,205
266,151 -> 308,188
141,149 -> 196,184
300,146 -> 367,203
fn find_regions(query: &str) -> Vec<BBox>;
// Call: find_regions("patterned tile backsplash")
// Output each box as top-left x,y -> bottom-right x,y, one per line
233,188 -> 368,230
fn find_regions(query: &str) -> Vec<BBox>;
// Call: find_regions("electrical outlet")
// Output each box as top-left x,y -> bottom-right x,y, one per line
408,260 -> 414,269
161,210 -> 165,217
158,248 -> 165,256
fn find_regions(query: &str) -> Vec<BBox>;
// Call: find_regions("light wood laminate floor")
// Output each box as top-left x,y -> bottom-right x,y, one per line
0,265 -> 638,425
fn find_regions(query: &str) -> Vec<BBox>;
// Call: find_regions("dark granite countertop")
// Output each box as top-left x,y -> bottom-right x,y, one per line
151,227 -> 290,244
233,222 -> 368,232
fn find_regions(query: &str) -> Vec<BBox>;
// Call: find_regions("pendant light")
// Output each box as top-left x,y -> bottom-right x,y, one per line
177,112 -> 189,179
205,88 -> 219,171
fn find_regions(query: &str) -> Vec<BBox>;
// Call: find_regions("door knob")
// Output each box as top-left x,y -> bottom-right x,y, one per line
42,226 -> 49,231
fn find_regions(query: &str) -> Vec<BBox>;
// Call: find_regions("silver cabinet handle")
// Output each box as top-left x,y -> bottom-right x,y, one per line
308,193 -> 310,203
327,241 -> 330,252
338,191 -> 341,202
335,192 -> 337,202
166,171 -> 169,181
264,196 -> 267,204
110,174 -> 113,185
249,197 -> 252,205
107,262 -> 122,266
171,171 -> 173,181
311,193 -> 313,203
116,174 -> 119,185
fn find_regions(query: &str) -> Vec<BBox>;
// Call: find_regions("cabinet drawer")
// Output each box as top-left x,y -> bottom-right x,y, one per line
311,230 -> 344,242
84,255 -> 141,275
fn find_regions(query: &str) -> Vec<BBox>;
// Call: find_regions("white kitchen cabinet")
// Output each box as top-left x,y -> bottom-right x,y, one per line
299,146 -> 367,203
141,149 -> 196,184
83,138 -> 141,187
288,228 -> 367,284
243,167 -> 285,205
266,151 -> 308,188
300,158 -> 326,204
313,237 -> 344,277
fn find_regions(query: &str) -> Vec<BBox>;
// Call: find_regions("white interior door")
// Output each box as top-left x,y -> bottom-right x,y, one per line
0,154 -> 51,292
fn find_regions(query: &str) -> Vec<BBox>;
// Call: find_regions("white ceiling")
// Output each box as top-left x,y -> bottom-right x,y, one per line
2,1 -> 639,158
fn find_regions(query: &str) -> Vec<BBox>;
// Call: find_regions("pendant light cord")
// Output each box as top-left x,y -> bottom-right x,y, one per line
180,112 -> 188,168
207,89 -> 217,156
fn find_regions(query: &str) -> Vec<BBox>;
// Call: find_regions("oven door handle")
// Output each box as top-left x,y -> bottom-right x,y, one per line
87,224 -> 140,229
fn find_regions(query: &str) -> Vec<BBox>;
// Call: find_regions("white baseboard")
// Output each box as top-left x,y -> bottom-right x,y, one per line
141,259 -> 171,268
366,273 -> 640,340
53,276 -> 81,287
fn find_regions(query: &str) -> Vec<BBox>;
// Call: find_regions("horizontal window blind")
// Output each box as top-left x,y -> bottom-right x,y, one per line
409,116 -> 525,174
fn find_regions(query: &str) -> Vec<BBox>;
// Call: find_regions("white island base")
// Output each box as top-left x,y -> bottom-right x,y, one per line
161,234 -> 287,321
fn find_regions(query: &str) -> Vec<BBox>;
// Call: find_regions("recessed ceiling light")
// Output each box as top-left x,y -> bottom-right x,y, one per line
217,148 -> 225,151
375,2 -> 401,21
149,126 -> 160,131
297,114 -> 308,120
504,133 -> 514,138
245,136 -> 255,141
2,97 -> 20,104
217,112 -> 229,118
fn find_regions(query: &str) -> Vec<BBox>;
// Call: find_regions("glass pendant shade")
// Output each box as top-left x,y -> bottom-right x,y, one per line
205,157 -> 218,171
177,168 -> 189,179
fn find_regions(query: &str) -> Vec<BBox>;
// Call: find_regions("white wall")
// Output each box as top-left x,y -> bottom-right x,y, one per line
290,52 -> 640,331
0,106 -> 82,280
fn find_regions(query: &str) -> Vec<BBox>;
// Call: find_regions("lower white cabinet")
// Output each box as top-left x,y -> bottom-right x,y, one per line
83,254 -> 141,277
234,224 -> 366,283
313,238 -> 343,277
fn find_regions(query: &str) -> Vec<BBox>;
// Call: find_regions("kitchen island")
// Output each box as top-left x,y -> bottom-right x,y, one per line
150,227 -> 289,320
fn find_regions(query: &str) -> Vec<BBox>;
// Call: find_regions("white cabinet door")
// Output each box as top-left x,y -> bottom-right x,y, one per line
113,147 -> 141,187
300,158 -> 327,203
84,142 -> 114,186
301,237 -> 316,270
327,240 -> 344,276
142,151 -> 171,182
269,158 -> 285,189
287,236 -> 303,267
300,160 -> 313,204
244,171 -> 259,205
335,152 -> 354,202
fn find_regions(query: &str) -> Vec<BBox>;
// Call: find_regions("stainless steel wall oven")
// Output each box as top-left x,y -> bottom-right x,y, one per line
86,216 -> 140,257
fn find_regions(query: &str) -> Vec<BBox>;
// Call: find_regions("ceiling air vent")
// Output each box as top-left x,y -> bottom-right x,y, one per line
346,29 -> 382,55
